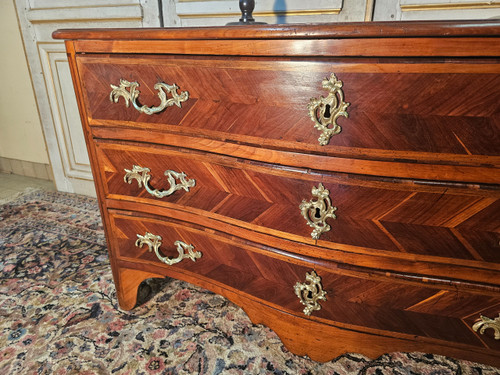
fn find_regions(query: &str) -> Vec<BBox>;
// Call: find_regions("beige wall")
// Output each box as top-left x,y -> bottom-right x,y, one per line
0,0 -> 49,165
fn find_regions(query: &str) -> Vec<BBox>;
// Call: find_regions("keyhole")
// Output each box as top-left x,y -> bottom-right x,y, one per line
323,104 -> 331,118
314,207 -> 322,219
307,290 -> 313,299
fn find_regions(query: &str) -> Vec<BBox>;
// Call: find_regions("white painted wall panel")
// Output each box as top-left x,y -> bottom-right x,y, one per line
375,0 -> 500,20
168,0 -> 373,26
0,1 -> 48,165
15,0 -> 160,196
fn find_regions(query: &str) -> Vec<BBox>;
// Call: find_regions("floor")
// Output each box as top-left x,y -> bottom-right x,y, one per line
0,172 -> 56,201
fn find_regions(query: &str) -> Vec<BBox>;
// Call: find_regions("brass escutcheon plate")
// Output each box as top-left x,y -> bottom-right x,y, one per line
294,270 -> 327,316
299,183 -> 337,240
308,73 -> 350,146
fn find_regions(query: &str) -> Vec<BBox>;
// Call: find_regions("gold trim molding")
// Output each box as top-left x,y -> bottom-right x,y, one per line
401,2 -> 500,11
179,8 -> 341,19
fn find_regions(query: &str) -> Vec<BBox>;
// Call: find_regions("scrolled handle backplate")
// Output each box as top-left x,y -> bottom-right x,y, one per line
472,314 -> 500,340
110,79 -> 189,115
135,232 -> 202,266
299,183 -> 337,240
308,73 -> 350,146
294,270 -> 327,316
124,165 -> 195,199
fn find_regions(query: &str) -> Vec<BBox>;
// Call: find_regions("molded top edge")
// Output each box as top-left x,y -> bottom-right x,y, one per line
53,20 -> 500,41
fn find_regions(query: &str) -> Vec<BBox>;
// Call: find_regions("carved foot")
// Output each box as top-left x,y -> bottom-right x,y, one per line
115,268 -> 163,310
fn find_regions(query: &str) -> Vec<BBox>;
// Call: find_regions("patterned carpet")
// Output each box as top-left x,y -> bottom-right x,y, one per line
1,189 -> 499,375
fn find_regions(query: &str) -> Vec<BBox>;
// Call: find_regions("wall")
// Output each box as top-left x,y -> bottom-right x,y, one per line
14,0 -> 159,194
168,0 -> 370,26
5,0 -> 499,186
373,0 -> 500,21
0,0 -> 51,179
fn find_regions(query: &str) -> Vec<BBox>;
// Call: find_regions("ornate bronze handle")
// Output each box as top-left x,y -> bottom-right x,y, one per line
110,79 -> 189,115
135,232 -> 202,266
299,183 -> 337,240
124,165 -> 195,199
294,270 -> 327,316
473,314 -> 500,340
308,73 -> 350,146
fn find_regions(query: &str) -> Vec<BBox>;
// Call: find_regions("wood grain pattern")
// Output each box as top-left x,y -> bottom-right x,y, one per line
77,56 -> 500,160
95,141 -> 500,265
107,198 -> 500,290
108,211 -> 500,354
70,38 -> 500,57
53,20 -> 500,40
56,21 -> 500,367
114,258 -> 500,365
91,127 -> 500,184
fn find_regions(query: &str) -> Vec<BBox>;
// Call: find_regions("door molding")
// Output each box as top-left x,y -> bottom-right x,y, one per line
15,0 -> 160,196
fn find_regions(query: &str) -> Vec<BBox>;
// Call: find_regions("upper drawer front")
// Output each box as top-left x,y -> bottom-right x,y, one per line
108,210 -> 500,352
77,55 -> 500,162
95,141 -> 500,267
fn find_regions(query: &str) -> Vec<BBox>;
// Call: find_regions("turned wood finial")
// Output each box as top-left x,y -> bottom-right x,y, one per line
239,0 -> 255,23
227,0 -> 266,25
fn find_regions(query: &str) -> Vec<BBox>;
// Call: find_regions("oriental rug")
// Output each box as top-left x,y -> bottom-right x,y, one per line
0,190 -> 499,374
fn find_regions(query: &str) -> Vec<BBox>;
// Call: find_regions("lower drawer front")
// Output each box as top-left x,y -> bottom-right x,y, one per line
96,141 -> 500,265
108,210 -> 500,351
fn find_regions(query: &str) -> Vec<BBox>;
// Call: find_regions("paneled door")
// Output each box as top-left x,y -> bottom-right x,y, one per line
15,0 -> 160,196
162,0 -> 374,26
373,0 -> 500,20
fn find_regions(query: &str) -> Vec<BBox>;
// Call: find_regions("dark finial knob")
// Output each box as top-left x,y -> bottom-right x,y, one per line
239,0 -> 255,23
226,0 -> 266,25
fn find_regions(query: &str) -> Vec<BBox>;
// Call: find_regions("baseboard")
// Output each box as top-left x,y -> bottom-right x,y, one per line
0,157 -> 53,181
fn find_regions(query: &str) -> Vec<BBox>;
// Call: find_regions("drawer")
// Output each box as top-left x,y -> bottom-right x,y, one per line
108,209 -> 500,351
95,141 -> 500,265
77,55 -> 500,166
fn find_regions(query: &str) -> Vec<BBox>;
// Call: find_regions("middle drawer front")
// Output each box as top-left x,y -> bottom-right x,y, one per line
108,210 -> 500,351
95,141 -> 500,265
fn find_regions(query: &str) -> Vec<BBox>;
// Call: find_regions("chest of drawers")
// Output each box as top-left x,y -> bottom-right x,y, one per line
54,21 -> 500,367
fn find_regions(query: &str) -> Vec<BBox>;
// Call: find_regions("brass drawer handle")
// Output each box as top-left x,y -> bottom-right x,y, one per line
110,79 -> 189,115
294,270 -> 327,316
124,165 -> 195,199
135,232 -> 202,266
473,314 -> 500,340
308,73 -> 350,146
299,183 -> 337,240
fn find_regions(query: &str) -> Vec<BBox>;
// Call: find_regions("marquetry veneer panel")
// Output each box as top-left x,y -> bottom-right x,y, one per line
96,141 -> 500,265
77,55 -> 500,164
109,211 -> 500,351
56,21 -> 500,366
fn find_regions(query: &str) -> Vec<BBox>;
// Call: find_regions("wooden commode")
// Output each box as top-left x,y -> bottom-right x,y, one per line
54,21 -> 500,367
